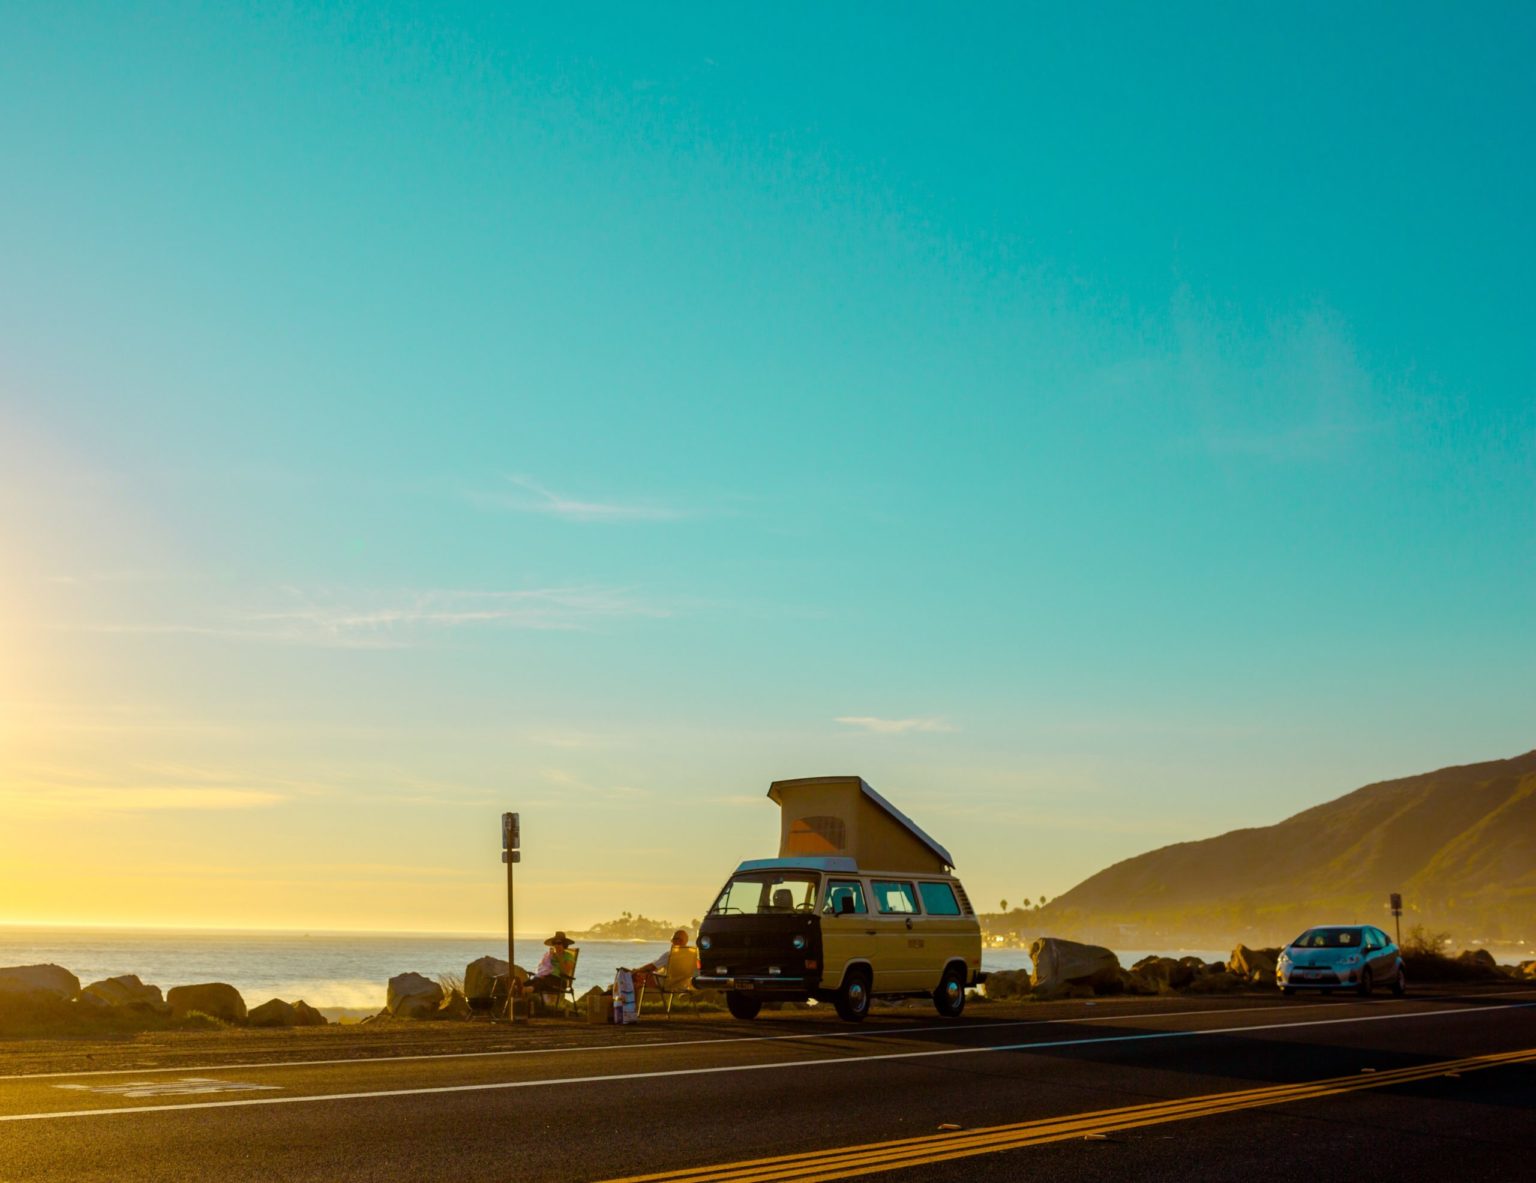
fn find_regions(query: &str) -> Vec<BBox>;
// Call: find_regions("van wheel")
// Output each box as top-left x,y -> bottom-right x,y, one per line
933,966 -> 966,1018
726,992 -> 761,1021
834,968 -> 871,1022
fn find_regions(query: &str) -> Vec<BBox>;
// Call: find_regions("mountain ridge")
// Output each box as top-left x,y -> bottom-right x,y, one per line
1042,749 -> 1536,946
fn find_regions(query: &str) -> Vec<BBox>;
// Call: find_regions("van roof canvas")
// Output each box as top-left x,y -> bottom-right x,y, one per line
766,776 -> 954,872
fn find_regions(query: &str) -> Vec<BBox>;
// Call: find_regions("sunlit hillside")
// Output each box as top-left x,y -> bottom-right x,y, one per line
1037,750 -> 1536,947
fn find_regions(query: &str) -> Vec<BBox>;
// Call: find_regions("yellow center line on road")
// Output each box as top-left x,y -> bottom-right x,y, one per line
600,1046 -> 1536,1183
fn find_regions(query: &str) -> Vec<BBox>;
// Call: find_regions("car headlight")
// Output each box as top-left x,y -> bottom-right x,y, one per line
1277,953 -> 1291,969
699,935 -> 712,950
792,935 -> 806,950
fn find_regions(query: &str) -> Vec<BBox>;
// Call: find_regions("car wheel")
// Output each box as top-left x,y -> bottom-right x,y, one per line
725,991 -> 761,1021
1392,968 -> 1406,996
834,967 -> 871,1023
1357,969 -> 1373,997
933,965 -> 966,1018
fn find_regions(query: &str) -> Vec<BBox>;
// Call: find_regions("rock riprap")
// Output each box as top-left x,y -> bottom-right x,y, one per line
0,964 -> 80,1000
1227,945 -> 1279,984
464,956 -> 509,1002
81,974 -> 169,1012
1029,937 -> 1122,997
166,982 -> 248,1023
386,972 -> 444,1019
248,999 -> 299,1027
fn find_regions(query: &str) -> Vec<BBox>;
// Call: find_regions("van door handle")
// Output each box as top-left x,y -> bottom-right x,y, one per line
905,918 -> 913,930
865,929 -> 877,936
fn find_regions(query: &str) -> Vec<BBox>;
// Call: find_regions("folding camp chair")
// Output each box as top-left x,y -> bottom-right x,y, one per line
639,946 -> 699,1018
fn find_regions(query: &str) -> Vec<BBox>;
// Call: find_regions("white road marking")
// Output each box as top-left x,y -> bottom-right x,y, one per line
53,1078 -> 282,1099
0,1001 -> 1341,1082
3,1000 -> 1531,1123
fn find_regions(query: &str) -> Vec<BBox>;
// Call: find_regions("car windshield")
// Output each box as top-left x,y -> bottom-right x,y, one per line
709,872 -> 820,915
1291,927 -> 1362,949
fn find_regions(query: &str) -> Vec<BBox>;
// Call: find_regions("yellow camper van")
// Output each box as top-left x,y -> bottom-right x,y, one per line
694,776 -> 984,1022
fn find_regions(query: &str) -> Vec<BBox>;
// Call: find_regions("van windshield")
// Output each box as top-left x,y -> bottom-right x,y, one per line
709,872 -> 820,915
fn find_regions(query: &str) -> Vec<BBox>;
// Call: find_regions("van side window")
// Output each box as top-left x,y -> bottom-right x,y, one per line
822,880 -> 867,915
872,880 -> 919,915
917,881 -> 961,915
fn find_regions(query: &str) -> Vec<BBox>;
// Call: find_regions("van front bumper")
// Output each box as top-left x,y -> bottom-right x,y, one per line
693,975 -> 814,991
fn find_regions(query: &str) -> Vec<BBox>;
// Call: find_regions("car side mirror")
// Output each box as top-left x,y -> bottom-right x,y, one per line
838,897 -> 855,915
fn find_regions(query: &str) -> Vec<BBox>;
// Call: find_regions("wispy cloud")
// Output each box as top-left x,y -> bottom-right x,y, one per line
1172,297 -> 1386,464
1,786 -> 286,814
472,475 -> 683,522
833,716 -> 957,735
539,768 -> 651,803
59,586 -> 672,648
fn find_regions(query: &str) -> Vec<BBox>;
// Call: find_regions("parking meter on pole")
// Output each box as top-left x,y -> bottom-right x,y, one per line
502,812 -> 521,1020
1389,892 -> 1403,947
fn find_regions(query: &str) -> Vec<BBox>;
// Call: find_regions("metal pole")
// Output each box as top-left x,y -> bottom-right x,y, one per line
505,845 -> 516,1023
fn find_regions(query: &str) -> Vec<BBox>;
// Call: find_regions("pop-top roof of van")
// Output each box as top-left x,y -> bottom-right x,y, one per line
767,775 -> 955,870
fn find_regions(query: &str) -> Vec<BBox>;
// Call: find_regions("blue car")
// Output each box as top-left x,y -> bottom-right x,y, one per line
1276,924 -> 1406,996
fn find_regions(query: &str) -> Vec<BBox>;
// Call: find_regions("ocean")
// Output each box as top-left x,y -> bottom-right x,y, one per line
0,927 -> 1238,1018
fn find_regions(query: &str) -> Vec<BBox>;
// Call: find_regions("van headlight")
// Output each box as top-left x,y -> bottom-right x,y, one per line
699,936 -> 712,950
792,935 -> 806,950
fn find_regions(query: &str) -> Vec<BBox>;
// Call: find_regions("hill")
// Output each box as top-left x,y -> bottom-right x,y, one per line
1038,750 -> 1536,948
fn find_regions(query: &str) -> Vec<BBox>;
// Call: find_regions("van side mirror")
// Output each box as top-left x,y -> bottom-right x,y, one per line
838,897 -> 855,915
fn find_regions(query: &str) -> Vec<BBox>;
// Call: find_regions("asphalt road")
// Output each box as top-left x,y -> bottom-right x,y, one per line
2,985 -> 1532,1182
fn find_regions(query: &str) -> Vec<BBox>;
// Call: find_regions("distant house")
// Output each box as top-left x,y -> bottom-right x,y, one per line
767,775 -> 954,873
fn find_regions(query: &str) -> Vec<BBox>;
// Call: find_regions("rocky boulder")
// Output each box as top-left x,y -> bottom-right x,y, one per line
1519,960 -> 1536,980
0,964 -> 80,1000
980,969 -> 1031,1000
166,982 -> 247,1023
1456,948 -> 1498,973
386,972 -> 444,1019
1029,937 -> 1123,997
292,1000 -> 328,1026
1132,956 -> 1196,991
1187,970 -> 1245,993
248,999 -> 299,1027
80,974 -> 169,1013
439,988 -> 471,1020
1227,945 -> 1279,984
464,956 -> 511,1002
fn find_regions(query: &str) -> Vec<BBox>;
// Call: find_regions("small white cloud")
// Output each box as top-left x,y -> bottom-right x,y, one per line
1,787 -> 286,814
833,716 -> 957,735
474,475 -> 682,522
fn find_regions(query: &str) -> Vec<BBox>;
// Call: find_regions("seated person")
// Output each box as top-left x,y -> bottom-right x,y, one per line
628,929 -> 698,989
528,931 -> 578,993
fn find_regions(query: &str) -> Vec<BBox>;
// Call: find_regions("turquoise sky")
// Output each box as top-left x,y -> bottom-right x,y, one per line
2,3 -> 1532,932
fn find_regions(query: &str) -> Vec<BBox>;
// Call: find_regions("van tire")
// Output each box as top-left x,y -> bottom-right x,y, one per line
933,965 -> 966,1018
726,992 -> 761,1021
834,968 -> 871,1022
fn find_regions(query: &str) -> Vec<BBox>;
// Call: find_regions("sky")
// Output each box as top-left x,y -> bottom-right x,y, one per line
1,2 -> 1532,934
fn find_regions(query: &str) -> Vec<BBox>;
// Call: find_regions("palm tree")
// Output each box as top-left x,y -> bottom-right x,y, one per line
999,899 -> 1008,913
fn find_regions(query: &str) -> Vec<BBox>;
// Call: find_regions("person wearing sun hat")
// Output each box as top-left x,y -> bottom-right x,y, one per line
529,931 -> 579,994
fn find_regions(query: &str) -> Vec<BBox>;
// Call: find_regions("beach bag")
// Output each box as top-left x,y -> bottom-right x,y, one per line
611,970 -> 638,1024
